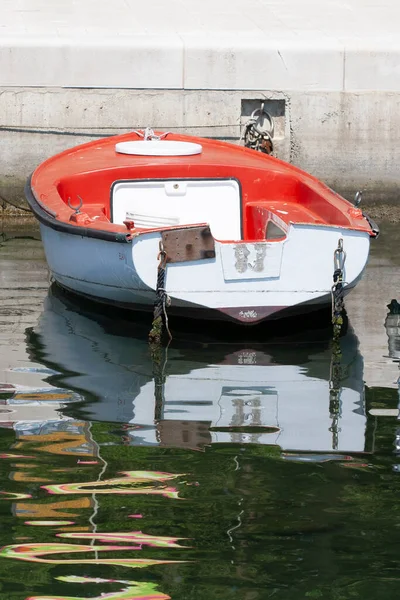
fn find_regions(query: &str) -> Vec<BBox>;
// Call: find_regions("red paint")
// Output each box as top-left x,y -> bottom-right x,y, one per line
31,132 -> 374,240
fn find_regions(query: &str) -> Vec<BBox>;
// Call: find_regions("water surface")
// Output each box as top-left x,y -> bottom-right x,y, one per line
0,221 -> 400,599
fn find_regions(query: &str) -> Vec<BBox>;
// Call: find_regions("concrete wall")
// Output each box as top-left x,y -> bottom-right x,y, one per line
1,0 -> 400,212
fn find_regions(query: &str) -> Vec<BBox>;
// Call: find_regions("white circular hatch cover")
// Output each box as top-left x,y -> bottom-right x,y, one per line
115,140 -> 202,156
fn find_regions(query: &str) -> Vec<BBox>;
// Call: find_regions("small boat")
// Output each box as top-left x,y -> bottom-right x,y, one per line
25,129 -> 379,325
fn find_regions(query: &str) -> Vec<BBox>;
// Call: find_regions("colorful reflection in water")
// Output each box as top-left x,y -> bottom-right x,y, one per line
42,471 -> 183,499
0,453 -> 35,459
28,576 -> 171,600
0,542 -> 182,568
0,380 -> 187,600
25,521 -> 75,526
16,497 -> 92,520
57,531 -> 186,548
0,490 -> 32,499
3,289 -> 400,600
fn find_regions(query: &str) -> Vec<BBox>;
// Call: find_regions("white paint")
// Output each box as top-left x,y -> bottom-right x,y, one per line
220,241 -> 284,280
125,213 -> 180,229
115,141 -> 202,156
131,224 -> 370,316
39,224 -> 152,305
112,179 -> 242,241
39,216 -> 370,323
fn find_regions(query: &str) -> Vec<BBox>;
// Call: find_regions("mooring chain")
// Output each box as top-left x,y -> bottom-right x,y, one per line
149,240 -> 172,346
148,242 -> 171,436
153,344 -> 169,439
328,238 -> 347,449
331,238 -> 346,339
329,336 -> 342,450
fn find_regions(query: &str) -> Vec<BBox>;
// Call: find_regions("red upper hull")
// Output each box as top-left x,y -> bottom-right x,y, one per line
30,131 -> 374,240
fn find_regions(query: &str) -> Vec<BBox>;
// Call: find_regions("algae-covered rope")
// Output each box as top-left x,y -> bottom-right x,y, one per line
149,241 -> 172,346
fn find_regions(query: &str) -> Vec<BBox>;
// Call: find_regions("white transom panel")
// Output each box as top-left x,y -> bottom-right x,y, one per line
111,178 -> 242,241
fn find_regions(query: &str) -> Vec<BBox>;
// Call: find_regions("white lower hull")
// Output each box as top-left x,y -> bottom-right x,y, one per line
39,221 -> 370,323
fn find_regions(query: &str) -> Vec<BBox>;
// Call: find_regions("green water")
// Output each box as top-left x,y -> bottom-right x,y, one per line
0,223 -> 400,599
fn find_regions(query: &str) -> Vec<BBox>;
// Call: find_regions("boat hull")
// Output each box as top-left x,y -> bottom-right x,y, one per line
39,219 -> 370,325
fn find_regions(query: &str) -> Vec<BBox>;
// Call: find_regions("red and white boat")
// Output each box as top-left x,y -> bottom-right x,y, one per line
26,129 -> 378,324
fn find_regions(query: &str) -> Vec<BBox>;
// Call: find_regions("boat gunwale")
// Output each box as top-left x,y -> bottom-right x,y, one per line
26,173 -> 378,243
26,131 -> 379,240
25,175 -> 132,244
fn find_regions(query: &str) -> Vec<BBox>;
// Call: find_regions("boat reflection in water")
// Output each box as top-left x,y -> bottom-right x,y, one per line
24,285 -> 369,455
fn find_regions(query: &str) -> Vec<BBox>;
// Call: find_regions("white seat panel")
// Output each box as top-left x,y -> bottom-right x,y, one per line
111,178 -> 242,241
